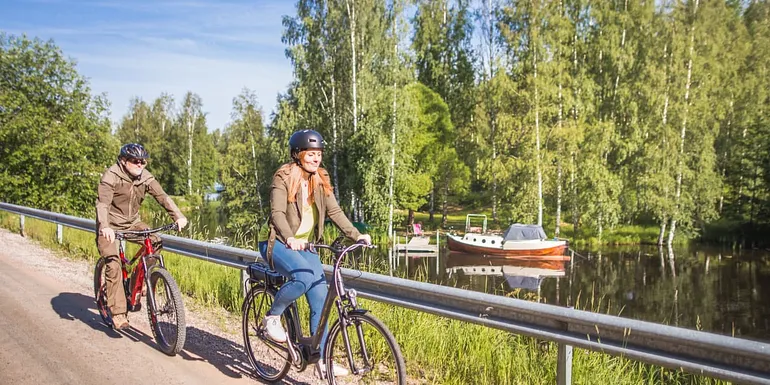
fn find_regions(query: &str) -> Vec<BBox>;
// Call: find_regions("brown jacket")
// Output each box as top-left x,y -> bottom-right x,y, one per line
95,163 -> 184,231
266,164 -> 360,263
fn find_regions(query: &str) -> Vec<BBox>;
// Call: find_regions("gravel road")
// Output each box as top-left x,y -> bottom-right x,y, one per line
0,227 -> 328,385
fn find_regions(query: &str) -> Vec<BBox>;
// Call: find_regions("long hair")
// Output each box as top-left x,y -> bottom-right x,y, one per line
280,152 -> 333,204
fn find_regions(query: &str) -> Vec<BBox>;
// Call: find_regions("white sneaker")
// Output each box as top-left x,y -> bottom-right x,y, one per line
262,315 -> 287,343
315,361 -> 350,379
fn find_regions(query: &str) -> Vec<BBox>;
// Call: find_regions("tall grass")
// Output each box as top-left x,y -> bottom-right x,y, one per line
0,211 -> 730,385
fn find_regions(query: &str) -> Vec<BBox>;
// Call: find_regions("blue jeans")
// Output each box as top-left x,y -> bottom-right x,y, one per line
265,240 -> 330,353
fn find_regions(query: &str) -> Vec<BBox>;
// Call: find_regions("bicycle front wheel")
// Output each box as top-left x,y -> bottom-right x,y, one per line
242,285 -> 291,383
147,267 -> 186,356
325,312 -> 406,385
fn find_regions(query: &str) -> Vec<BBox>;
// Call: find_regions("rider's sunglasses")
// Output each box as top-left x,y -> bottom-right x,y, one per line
128,158 -> 147,166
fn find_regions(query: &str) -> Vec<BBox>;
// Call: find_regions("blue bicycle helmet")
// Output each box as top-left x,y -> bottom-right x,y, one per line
119,143 -> 150,160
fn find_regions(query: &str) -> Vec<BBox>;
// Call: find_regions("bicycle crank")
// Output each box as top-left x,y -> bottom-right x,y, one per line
287,340 -> 303,369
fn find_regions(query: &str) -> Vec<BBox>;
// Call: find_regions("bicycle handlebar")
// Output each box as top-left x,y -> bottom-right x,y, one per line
307,236 -> 375,296
307,237 -> 376,256
115,223 -> 179,239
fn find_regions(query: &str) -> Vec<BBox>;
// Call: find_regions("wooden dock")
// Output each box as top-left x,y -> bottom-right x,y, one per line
389,231 -> 441,272
395,236 -> 438,253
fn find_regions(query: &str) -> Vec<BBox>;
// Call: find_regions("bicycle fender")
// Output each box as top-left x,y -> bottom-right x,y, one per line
344,309 -> 370,318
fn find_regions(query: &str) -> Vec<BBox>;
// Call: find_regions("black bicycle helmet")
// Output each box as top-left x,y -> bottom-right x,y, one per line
118,143 -> 150,160
288,130 -> 325,162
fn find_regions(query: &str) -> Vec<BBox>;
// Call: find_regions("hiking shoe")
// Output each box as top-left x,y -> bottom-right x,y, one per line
262,315 -> 287,343
113,313 -> 130,330
315,361 -> 350,379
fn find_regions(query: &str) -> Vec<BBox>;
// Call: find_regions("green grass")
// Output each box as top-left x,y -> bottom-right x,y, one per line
0,211 -> 730,385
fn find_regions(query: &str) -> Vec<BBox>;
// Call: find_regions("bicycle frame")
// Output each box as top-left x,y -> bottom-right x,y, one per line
244,237 -> 405,383
97,222 -> 186,356
117,233 -> 162,313
258,239 -> 370,366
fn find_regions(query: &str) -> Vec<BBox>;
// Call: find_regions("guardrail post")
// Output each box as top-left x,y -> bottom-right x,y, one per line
238,254 -> 248,297
557,308 -> 573,385
57,223 -> 63,244
19,214 -> 25,237
557,342 -> 573,385
242,269 -> 249,297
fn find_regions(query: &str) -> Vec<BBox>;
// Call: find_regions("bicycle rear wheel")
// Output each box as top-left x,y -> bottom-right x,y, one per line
93,257 -> 113,328
325,312 -> 406,385
147,267 -> 186,356
242,285 -> 291,382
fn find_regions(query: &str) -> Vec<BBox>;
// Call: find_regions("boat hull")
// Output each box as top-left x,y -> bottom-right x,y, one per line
446,233 -> 567,257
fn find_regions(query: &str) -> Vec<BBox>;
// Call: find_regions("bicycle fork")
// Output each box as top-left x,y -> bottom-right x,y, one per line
336,291 -> 373,376
141,255 -> 165,320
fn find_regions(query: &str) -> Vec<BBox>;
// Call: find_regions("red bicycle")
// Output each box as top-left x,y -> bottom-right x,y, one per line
93,223 -> 186,356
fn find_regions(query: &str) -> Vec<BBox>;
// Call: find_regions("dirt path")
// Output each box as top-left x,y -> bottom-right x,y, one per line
0,227 -> 326,385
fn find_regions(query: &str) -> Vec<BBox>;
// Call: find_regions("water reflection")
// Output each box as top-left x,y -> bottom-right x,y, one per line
445,252 -> 569,301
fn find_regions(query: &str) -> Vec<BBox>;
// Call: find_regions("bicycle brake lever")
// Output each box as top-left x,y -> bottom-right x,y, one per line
355,240 -> 376,249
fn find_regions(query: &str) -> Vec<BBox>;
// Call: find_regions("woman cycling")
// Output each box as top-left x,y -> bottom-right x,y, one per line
262,129 -> 371,378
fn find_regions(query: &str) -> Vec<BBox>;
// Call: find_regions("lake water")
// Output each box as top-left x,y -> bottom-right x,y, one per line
393,244 -> 770,343
183,203 -> 770,343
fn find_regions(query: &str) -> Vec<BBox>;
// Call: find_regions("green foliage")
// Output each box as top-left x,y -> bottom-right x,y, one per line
0,33 -> 116,216
218,89 -> 279,238
5,0 -> 770,245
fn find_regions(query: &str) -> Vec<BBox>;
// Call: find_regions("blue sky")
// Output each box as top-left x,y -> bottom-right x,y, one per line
2,0 -> 297,131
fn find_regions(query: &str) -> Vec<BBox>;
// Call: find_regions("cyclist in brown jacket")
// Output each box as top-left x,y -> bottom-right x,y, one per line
95,143 -> 187,329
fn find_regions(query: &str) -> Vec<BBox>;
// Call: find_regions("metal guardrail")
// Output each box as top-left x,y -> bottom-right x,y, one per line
2,202 -> 769,385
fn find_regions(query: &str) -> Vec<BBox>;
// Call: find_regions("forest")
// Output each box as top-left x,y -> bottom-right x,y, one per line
2,0 -> 769,247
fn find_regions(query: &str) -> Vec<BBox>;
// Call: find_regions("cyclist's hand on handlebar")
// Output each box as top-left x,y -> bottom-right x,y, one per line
285,237 -> 308,251
176,217 -> 188,230
356,234 -> 372,245
99,227 -> 115,243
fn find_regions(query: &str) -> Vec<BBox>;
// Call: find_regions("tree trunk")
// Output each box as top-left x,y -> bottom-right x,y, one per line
657,217 -> 667,246
598,211 -> 603,244
187,110 -> 196,195
556,161 -> 562,237
668,0 -> 699,246
556,3 -> 563,236
485,0 -> 498,223
331,74 -> 341,197
429,189 -> 435,222
346,0 -> 358,134
346,0 -> 359,222
571,151 -> 578,234
387,20 -> 397,237
534,29 -> 543,227
247,121 -> 263,215
442,179 -> 449,228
